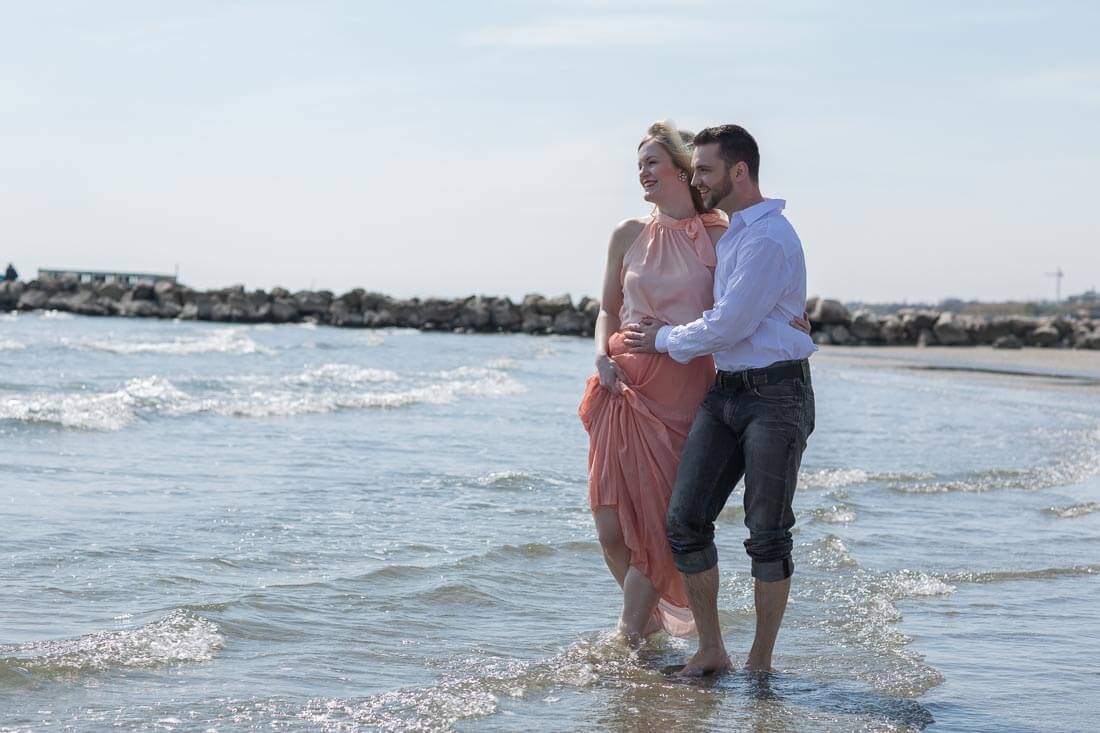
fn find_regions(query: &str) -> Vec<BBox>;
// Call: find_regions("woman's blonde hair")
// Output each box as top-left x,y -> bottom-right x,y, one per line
638,120 -> 707,214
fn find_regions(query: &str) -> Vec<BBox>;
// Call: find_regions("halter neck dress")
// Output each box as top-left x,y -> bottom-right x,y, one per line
579,208 -> 728,636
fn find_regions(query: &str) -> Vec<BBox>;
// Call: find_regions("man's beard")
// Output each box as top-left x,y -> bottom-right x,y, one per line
702,175 -> 732,209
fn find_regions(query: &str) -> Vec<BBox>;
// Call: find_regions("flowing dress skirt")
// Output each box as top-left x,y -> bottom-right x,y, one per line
578,332 -> 714,636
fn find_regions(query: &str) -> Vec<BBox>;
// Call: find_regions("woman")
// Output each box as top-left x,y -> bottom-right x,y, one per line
579,122 -> 808,643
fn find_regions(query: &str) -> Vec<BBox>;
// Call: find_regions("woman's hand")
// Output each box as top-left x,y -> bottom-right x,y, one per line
790,311 -> 812,334
596,354 -> 627,395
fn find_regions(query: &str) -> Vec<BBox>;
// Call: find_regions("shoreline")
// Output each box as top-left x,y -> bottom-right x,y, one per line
2,278 -> 1099,349
816,345 -> 1100,384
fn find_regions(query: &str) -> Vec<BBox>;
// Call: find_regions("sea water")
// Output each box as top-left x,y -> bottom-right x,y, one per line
2,312 -> 1098,731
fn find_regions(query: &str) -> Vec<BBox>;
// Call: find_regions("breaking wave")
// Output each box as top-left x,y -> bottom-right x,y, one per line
0,363 -> 524,430
0,376 -> 188,430
73,328 -> 275,356
0,609 -> 222,680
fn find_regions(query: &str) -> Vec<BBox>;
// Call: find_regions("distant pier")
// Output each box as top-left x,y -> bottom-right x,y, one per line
37,268 -> 177,287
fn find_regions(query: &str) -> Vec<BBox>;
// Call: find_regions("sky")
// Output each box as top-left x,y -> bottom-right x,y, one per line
1,0 -> 1098,304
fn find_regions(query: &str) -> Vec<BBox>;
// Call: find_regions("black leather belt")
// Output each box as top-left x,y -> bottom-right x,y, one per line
716,359 -> 811,392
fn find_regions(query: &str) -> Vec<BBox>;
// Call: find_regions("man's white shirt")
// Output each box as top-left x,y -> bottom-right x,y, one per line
654,198 -> 817,371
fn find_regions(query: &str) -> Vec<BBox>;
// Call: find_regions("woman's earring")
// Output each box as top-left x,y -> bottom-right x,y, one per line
678,170 -> 689,182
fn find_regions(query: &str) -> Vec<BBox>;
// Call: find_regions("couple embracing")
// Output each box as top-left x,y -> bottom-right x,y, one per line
579,122 -> 816,676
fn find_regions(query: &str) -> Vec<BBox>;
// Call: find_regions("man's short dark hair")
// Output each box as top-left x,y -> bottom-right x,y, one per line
694,125 -> 760,182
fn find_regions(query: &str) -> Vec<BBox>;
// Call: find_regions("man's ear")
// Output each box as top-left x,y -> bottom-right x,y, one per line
732,161 -> 747,182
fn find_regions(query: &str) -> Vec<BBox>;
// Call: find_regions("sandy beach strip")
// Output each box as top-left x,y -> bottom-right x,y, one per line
815,346 -> 1100,386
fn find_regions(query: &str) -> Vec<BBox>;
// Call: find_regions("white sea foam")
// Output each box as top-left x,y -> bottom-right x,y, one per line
290,364 -> 400,385
74,328 -> 274,356
813,504 -> 857,523
212,372 -> 523,418
799,468 -> 871,490
0,339 -> 26,351
0,609 -> 222,675
0,360 -> 523,429
885,569 -> 956,598
1045,502 -> 1100,518
476,470 -> 533,488
807,534 -> 858,569
296,634 -> 630,731
0,376 -> 190,430
39,310 -> 73,320
0,311 -> 17,321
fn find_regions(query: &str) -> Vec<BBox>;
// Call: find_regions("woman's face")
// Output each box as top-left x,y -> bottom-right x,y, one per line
637,140 -> 682,204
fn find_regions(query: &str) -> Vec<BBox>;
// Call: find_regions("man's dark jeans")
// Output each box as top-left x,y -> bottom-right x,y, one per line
667,359 -> 815,582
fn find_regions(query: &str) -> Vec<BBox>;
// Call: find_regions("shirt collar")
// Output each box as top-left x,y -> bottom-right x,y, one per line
733,198 -> 785,227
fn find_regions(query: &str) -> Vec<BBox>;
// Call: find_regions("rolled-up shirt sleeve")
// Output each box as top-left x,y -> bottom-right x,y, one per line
664,236 -> 791,364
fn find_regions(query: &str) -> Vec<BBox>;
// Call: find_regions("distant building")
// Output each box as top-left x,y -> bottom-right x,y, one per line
1067,289 -> 1099,304
37,268 -> 177,286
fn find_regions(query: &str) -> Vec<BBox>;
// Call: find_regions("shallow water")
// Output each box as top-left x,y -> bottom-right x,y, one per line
1,313 -> 1098,731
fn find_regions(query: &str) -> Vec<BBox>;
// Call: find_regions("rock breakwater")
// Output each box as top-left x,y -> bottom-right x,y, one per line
0,277 -> 598,336
2,278 -> 1098,349
806,297 -> 1100,350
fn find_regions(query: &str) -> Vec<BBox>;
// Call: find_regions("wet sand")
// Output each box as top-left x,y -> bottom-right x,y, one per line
816,346 -> 1100,386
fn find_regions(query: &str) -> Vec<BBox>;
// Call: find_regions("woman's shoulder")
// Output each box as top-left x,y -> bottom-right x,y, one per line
608,217 -> 648,255
612,217 -> 648,238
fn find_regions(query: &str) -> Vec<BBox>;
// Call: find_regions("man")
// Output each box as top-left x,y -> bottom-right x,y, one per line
623,124 -> 816,676
3,263 -> 16,282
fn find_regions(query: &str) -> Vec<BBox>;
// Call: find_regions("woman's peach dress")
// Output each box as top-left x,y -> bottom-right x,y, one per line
579,209 -> 727,636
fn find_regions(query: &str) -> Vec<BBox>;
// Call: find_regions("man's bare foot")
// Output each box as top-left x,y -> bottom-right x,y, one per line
675,647 -> 732,677
643,615 -> 662,637
743,659 -> 774,673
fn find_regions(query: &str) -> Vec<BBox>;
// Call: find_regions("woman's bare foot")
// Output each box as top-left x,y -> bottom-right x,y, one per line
616,621 -> 644,649
643,614 -> 663,637
675,647 -> 733,677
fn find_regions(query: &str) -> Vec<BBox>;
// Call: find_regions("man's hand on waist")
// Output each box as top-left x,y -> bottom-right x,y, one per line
622,317 -> 667,354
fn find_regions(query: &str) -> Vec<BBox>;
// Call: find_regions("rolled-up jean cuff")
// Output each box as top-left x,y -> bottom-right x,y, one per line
672,544 -> 718,575
752,557 -> 794,582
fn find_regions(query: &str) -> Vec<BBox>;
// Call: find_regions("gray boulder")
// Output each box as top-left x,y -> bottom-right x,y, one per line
119,299 -> 161,318
809,298 -> 850,326
538,294 -> 574,317
933,312 -> 971,346
1029,325 -> 1061,348
849,310 -> 882,341
827,324 -> 853,345
330,309 -> 364,328
388,299 -> 423,328
899,309 -> 941,339
917,328 -> 938,347
158,301 -> 182,319
293,290 -> 331,317
95,282 -> 126,300
419,298 -> 459,326
457,296 -> 493,331
129,283 -> 156,301
1075,331 -> 1100,350
364,309 -> 396,328
880,315 -> 908,344
17,290 -> 49,310
551,308 -> 586,335
522,311 -> 553,334
269,299 -> 299,324
993,334 -> 1023,350
490,298 -> 520,331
